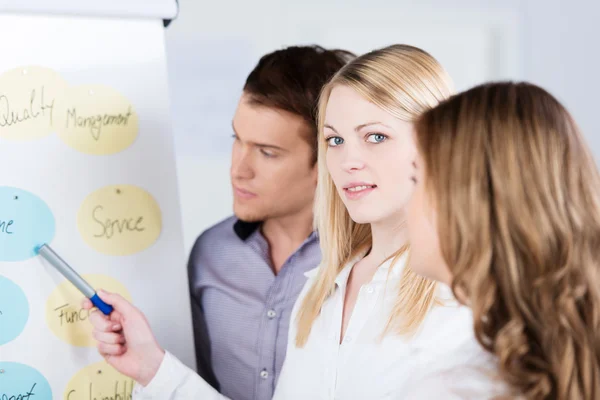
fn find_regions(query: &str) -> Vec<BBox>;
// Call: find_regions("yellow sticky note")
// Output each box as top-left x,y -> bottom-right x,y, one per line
78,185 -> 162,256
0,66 -> 68,140
54,85 -> 138,155
46,274 -> 131,347
64,361 -> 134,400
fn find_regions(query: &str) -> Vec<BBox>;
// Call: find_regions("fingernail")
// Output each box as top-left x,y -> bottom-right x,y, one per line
113,324 -> 121,331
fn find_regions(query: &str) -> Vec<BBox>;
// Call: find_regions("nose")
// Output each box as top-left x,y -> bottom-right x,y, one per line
339,144 -> 365,173
230,143 -> 254,180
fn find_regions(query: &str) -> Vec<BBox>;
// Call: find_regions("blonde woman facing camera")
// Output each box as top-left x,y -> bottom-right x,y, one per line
406,82 -> 600,399
83,45 -> 473,400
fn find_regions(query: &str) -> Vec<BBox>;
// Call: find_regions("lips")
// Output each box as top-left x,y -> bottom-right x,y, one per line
233,186 -> 257,199
345,184 -> 376,192
343,182 -> 377,200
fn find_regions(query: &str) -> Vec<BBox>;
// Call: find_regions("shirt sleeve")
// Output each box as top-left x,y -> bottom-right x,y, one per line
132,351 -> 231,400
187,235 -> 220,390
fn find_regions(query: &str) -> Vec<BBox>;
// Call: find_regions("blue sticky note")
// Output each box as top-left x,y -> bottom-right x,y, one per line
0,276 -> 29,345
0,362 -> 52,399
0,186 -> 55,262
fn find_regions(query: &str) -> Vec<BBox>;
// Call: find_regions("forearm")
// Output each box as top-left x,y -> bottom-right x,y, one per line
133,351 -> 230,400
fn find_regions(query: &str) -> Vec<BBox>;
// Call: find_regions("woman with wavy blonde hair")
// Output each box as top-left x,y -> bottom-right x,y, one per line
272,44 -> 473,399
407,81 -> 600,399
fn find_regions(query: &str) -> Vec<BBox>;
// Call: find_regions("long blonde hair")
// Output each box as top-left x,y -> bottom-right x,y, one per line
295,44 -> 454,347
416,81 -> 600,399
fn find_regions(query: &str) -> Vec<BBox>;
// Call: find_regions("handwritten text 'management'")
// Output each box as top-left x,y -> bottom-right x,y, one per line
65,106 -> 133,141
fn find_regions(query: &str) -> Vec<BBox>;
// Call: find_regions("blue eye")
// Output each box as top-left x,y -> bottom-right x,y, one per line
367,133 -> 387,143
326,137 -> 344,147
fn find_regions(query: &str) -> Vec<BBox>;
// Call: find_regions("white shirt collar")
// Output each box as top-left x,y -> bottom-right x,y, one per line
305,251 -> 410,287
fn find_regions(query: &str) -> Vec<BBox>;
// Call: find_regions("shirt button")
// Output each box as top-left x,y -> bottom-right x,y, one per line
345,336 -> 352,343
365,285 -> 374,294
267,309 -> 277,319
260,369 -> 269,379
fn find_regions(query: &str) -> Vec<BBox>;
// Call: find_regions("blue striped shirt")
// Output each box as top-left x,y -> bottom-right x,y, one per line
188,216 -> 321,400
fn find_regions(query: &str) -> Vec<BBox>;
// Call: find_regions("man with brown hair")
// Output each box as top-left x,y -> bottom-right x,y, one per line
188,45 -> 354,400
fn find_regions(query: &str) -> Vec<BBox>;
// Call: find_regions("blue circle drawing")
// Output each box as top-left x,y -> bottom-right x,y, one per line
0,186 -> 55,262
0,362 -> 53,399
0,276 -> 29,345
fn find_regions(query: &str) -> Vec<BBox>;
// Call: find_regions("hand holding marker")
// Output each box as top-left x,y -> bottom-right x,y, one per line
36,244 -> 168,385
36,243 -> 113,315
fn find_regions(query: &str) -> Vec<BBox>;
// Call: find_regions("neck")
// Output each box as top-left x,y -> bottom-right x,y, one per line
365,210 -> 408,268
261,205 -> 314,274
441,270 -> 467,304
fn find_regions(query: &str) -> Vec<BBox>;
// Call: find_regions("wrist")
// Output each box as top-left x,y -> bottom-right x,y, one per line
137,346 -> 166,387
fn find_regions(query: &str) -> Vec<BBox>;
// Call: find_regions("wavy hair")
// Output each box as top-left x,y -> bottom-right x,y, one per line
415,81 -> 600,399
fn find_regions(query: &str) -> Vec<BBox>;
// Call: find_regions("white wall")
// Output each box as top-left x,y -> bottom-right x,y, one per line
520,0 -> 600,153
0,0 -> 177,18
164,0 -> 598,252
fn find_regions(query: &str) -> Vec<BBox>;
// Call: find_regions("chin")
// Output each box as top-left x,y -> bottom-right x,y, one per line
233,203 -> 267,222
346,208 -> 383,225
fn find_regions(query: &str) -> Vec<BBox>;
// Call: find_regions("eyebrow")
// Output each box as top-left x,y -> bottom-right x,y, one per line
232,122 -> 288,152
355,121 -> 392,131
323,123 -> 337,133
323,121 -> 393,133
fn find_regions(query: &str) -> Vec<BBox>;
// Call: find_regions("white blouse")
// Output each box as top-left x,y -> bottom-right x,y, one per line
405,334 -> 514,399
133,254 -> 474,400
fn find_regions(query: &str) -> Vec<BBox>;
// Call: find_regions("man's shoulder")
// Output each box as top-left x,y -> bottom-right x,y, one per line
195,215 -> 238,245
187,216 -> 239,274
189,216 -> 240,258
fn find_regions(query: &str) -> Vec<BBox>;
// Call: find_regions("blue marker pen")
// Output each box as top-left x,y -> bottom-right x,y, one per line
36,244 -> 113,315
